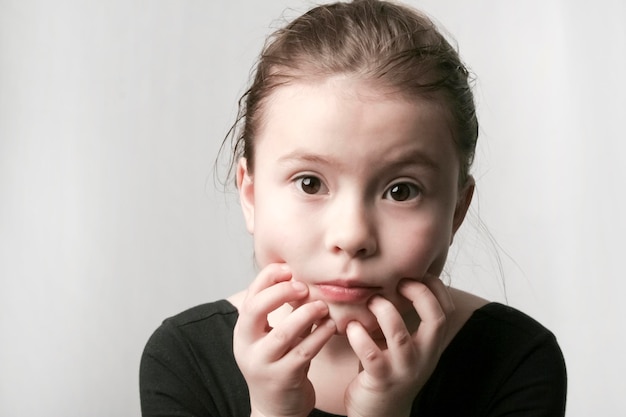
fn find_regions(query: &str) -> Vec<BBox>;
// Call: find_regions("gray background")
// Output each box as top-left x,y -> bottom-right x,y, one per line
1,0 -> 624,415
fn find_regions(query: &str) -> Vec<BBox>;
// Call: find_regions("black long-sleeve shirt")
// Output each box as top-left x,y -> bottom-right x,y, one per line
140,300 -> 567,417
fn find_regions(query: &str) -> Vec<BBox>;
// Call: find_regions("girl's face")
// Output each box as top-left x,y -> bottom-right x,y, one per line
237,77 -> 473,334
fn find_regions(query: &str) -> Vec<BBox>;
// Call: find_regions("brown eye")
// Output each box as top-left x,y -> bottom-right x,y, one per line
384,183 -> 420,202
295,176 -> 323,194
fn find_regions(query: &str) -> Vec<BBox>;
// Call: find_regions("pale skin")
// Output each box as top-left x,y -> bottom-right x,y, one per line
228,76 -> 488,417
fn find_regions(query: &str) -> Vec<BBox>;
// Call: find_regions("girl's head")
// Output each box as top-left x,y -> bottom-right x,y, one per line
229,0 -> 478,187
230,0 -> 478,334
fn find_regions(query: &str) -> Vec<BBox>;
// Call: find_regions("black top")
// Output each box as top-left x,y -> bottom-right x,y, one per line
140,300 -> 566,417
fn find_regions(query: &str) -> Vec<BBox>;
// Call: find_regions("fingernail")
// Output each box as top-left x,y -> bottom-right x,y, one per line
346,321 -> 360,332
314,300 -> 328,312
367,295 -> 383,305
280,264 -> 290,271
292,281 -> 307,292
398,279 -> 416,289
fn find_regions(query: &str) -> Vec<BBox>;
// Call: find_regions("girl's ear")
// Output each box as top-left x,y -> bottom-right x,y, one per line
451,176 -> 475,244
236,158 -> 255,234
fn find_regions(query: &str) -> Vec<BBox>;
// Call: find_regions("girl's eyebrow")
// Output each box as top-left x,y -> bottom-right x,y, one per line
385,150 -> 441,173
390,150 -> 442,173
277,149 -> 441,172
277,151 -> 338,166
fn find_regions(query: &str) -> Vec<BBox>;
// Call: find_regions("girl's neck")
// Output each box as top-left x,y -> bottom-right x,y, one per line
318,331 -> 359,363
309,333 -> 360,415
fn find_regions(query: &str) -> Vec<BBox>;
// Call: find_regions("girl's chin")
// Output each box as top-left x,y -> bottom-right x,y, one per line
288,294 -> 416,336
327,305 -> 379,335
288,299 -> 379,335
325,298 -> 418,337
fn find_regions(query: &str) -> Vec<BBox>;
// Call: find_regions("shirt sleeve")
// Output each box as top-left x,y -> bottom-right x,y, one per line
139,321 -> 216,417
486,331 -> 567,417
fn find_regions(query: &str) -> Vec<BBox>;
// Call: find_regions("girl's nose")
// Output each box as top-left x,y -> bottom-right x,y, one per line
325,200 -> 377,258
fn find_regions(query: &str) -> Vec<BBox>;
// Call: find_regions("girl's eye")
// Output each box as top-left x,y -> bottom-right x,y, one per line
384,182 -> 421,202
295,176 -> 325,195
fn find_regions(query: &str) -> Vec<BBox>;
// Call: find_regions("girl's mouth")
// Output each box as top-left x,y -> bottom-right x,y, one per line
315,281 -> 380,303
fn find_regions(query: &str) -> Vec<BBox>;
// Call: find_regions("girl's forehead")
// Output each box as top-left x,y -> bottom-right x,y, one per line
255,77 -> 458,171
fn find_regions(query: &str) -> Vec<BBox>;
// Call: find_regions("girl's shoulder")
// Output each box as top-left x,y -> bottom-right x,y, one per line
416,289 -> 567,416
448,287 -> 559,347
451,288 -> 556,336
144,299 -> 239,352
165,299 -> 238,327
140,299 -> 250,416
445,288 -> 490,349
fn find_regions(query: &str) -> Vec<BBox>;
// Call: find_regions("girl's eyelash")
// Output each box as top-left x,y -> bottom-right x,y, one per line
293,175 -> 327,195
383,181 -> 422,202
291,175 -> 421,201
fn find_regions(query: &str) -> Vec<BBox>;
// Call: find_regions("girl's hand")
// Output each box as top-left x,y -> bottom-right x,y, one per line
344,275 -> 454,417
233,263 -> 336,417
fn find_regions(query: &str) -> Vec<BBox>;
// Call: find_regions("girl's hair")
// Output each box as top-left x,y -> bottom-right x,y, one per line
223,0 -> 478,186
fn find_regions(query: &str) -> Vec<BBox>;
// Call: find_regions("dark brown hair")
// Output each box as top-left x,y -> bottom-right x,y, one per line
223,0 -> 478,185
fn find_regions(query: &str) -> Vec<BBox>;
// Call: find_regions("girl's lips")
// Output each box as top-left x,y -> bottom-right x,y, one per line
315,283 -> 380,303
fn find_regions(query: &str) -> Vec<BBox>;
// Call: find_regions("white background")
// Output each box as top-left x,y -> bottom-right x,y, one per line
1,0 -> 624,415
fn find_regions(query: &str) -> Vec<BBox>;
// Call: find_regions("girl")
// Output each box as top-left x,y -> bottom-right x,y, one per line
140,1 -> 567,416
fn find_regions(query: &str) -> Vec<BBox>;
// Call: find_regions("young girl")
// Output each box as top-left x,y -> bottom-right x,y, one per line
140,1 -> 567,416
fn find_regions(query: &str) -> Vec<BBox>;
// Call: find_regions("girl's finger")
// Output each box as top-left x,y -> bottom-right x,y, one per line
346,320 -> 387,378
367,296 -> 416,367
283,317 -> 336,367
261,300 -> 330,362
237,279 -> 309,343
398,279 -> 447,358
420,274 -> 455,316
